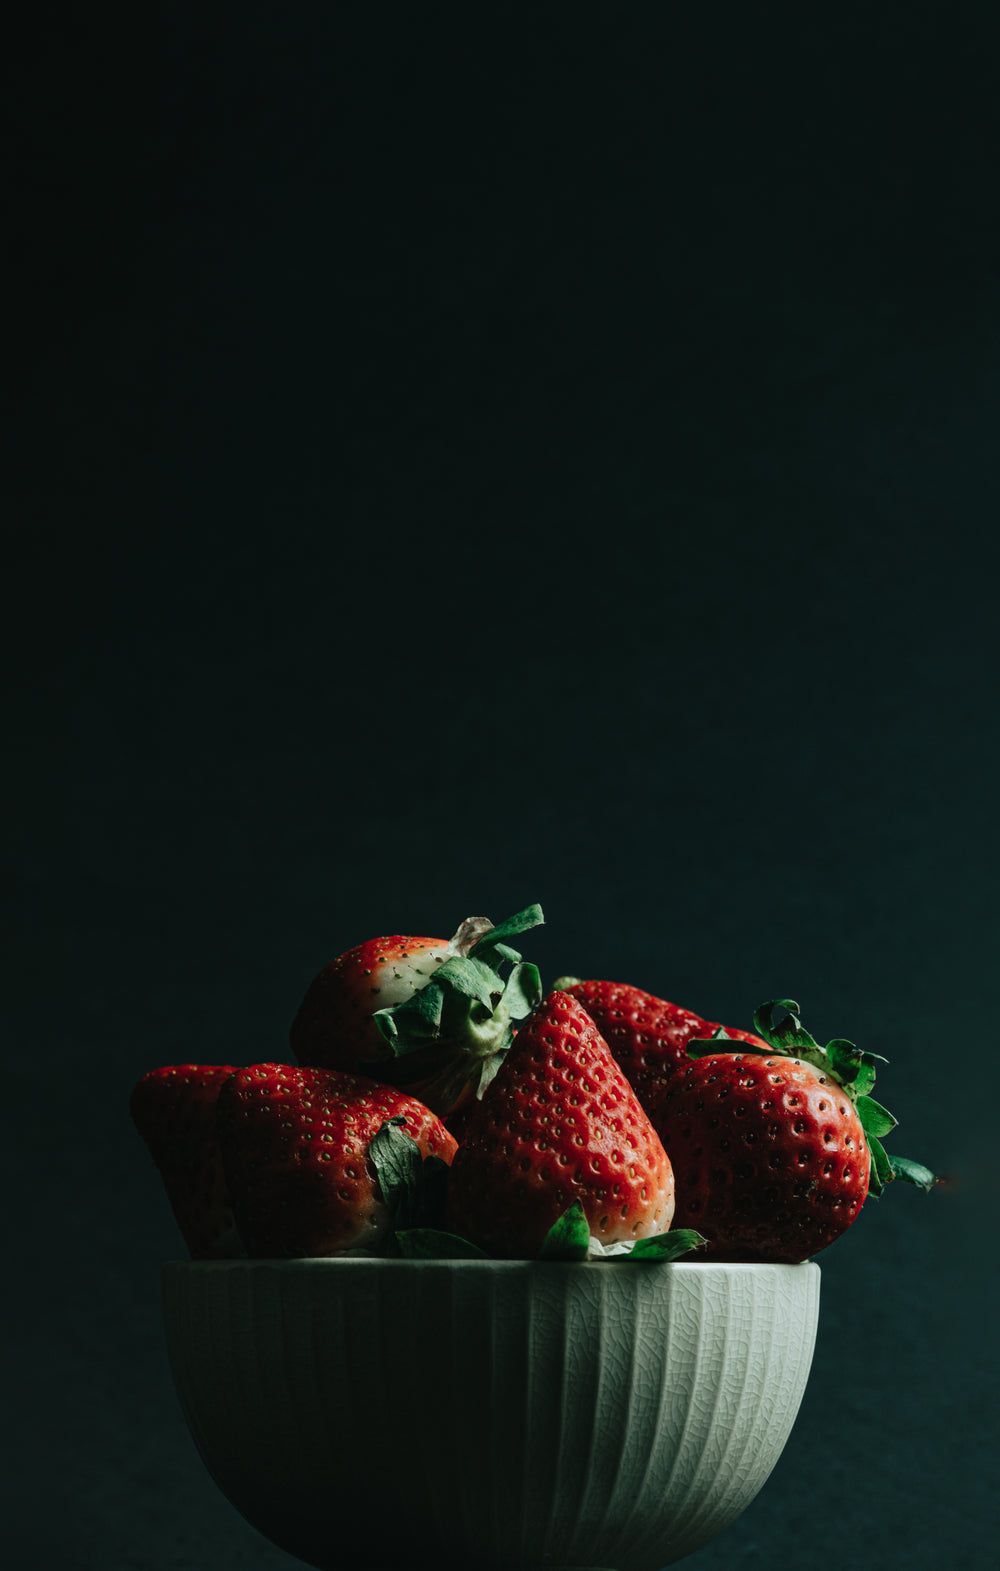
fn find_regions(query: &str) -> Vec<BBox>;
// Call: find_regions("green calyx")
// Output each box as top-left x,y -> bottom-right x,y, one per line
536,1200 -> 708,1264
369,903 -> 545,1106
688,998 -> 939,1199
369,1116 -> 465,1255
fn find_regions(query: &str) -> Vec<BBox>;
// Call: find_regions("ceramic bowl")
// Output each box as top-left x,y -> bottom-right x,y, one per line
162,1257 -> 820,1571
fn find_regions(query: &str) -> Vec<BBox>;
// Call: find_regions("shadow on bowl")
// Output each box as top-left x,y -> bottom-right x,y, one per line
162,1257 -> 820,1571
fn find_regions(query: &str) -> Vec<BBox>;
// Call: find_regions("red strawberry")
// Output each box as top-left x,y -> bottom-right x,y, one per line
553,976 -> 769,1116
445,991 -> 676,1259
654,998 -> 938,1262
130,1065 -> 244,1259
660,1053 -> 870,1261
216,1064 -> 458,1257
291,905 -> 544,1117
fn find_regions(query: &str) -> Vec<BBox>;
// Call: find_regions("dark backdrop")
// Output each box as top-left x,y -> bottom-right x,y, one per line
6,5 -> 997,1568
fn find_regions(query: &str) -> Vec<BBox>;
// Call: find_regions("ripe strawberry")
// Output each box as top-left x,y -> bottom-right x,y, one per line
216,1064 -> 458,1257
553,976 -> 769,1116
655,998 -> 938,1262
445,991 -> 676,1258
291,905 -> 544,1117
129,1065 -> 244,1259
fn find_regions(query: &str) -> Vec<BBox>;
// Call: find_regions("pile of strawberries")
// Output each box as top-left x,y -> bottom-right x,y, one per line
131,904 -> 937,1265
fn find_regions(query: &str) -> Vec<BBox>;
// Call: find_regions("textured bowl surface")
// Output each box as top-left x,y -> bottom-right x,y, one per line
162,1258 -> 820,1571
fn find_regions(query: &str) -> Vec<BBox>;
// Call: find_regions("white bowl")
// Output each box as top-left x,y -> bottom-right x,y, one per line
162,1258 -> 820,1571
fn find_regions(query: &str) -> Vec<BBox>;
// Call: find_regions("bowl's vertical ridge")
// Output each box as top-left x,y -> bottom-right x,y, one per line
674,1263 -> 766,1555
599,1268 -> 680,1563
633,1260 -> 708,1557
580,1266 -> 642,1561
658,1265 -> 740,1553
566,1266 -> 611,1561
678,1263 -> 782,1552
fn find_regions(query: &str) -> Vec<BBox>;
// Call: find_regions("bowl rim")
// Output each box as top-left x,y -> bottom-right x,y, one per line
163,1257 -> 821,1274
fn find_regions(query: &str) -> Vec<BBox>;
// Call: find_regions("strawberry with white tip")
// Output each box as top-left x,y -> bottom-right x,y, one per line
291,904 -> 545,1117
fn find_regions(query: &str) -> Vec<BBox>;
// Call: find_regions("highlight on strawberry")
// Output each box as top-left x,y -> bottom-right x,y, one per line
290,904 -> 546,1117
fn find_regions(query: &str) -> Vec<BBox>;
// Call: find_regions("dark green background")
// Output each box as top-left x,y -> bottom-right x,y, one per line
6,5 -> 997,1567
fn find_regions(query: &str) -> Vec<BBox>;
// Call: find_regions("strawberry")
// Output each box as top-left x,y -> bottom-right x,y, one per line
291,904 -> 545,1117
655,998 -> 938,1262
129,1065 -> 244,1259
215,1064 -> 458,1257
444,991 -> 676,1258
552,976 -> 769,1117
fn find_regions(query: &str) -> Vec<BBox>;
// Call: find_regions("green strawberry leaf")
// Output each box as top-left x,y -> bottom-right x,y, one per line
688,1038 -> 731,1058
369,1116 -> 426,1229
850,1060 -> 879,1097
628,1229 -> 708,1263
468,903 -> 545,958
473,1033 -> 513,1098
485,941 -> 524,966
429,955 -> 502,1012
827,1039 -> 888,1099
867,1134 -> 893,1198
504,961 -> 543,1020
856,1094 -> 898,1139
369,1118 -> 454,1243
751,998 -> 835,1078
395,1228 -> 491,1259
685,1028 -> 736,1057
825,1037 -> 887,1080
888,1155 -> 940,1191
824,1038 -> 863,1084
373,981 -> 445,1050
538,1200 -> 591,1261
753,999 -> 813,1049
